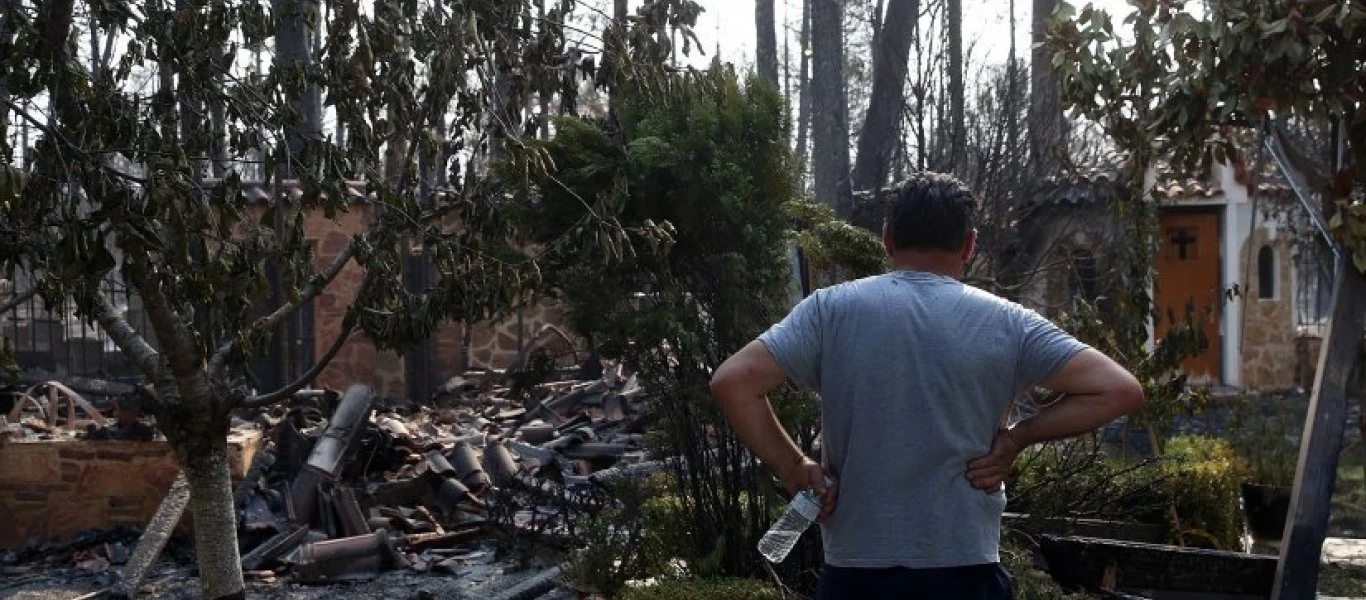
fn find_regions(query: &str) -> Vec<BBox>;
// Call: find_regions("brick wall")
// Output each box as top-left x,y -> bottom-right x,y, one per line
0,431 -> 262,549
305,206 -> 407,400
235,203 -> 582,402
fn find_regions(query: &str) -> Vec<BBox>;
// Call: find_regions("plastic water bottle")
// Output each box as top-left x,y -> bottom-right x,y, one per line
758,482 -> 827,563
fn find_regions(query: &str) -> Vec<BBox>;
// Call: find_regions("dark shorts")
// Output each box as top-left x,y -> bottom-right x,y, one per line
816,562 -> 1013,600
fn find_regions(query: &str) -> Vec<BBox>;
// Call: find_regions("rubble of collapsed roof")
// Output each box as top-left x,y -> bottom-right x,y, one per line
0,361 -> 667,596
229,364 -> 655,585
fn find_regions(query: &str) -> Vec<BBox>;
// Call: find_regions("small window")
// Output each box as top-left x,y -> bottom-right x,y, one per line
1257,245 -> 1276,299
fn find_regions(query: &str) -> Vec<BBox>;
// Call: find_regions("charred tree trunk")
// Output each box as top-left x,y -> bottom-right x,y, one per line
795,0 -> 813,166
755,0 -> 779,88
1029,0 -> 1064,174
947,0 -> 964,172
850,0 -> 918,192
811,0 -> 851,214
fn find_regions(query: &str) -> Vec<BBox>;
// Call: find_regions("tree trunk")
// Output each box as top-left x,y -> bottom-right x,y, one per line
1006,0 -> 1019,159
1030,0 -> 1064,174
0,0 -> 14,152
850,0 -> 918,192
272,0 -> 322,385
755,0 -> 778,88
811,0 -> 851,215
947,0 -> 964,172
795,0 -> 812,165
181,431 -> 245,600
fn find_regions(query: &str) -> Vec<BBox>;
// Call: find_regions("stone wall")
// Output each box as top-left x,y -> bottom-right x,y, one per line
0,430 -> 262,549
1238,226 -> 1300,389
466,297 -> 581,371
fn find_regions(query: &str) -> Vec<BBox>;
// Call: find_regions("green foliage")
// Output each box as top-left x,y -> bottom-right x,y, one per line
617,578 -> 781,600
1048,0 -> 1366,270
1161,436 -> 1248,550
1226,397 -> 1302,486
784,200 -> 888,278
1319,563 -> 1366,598
564,476 -> 674,597
1330,197 -> 1366,274
1005,430 -> 1250,550
510,64 -> 814,583
1050,297 -> 1210,443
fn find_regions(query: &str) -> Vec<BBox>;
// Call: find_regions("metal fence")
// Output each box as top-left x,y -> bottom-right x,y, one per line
1293,234 -> 1335,330
2,272 -> 152,384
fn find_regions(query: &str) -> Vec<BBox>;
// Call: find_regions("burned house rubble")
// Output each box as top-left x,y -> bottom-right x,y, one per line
1,363 -> 659,597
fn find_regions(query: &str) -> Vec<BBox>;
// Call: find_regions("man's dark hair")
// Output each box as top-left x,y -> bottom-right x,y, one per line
885,172 -> 979,253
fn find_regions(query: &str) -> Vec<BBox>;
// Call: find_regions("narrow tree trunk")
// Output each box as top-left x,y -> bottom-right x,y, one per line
947,0 -> 964,172
795,0 -> 812,165
1006,0 -> 1019,159
755,0 -> 779,88
181,432 -> 245,600
0,0 -> 14,154
88,15 -> 100,81
850,0 -> 918,192
783,12 -> 792,103
811,0 -> 851,214
1029,0 -> 1063,174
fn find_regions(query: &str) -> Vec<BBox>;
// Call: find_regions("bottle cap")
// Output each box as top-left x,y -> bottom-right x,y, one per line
791,489 -> 822,521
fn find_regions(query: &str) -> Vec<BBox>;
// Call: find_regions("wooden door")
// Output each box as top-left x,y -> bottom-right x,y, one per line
1154,211 -> 1222,381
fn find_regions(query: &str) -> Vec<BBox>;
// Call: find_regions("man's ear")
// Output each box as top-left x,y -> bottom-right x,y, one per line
961,229 -> 978,262
882,222 -> 896,257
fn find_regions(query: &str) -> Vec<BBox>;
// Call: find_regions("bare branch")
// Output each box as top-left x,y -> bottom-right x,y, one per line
92,293 -> 165,381
0,286 -> 38,316
207,238 -> 357,374
237,320 -> 357,409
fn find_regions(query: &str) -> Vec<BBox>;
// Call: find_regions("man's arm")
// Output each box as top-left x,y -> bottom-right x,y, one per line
965,348 -> 1144,492
711,341 -> 836,520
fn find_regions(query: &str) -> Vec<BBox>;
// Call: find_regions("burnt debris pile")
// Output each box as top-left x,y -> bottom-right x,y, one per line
232,366 -> 654,583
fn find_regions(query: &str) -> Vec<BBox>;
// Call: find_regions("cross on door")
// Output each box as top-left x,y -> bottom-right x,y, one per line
1169,227 -> 1198,260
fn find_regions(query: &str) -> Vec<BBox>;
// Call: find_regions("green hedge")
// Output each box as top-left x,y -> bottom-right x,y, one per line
1160,436 -> 1248,549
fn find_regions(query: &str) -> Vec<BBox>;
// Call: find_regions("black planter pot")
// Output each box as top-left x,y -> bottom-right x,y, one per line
1241,482 -> 1292,541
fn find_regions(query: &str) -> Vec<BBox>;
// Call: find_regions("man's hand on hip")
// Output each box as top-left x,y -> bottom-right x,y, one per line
780,456 -> 838,523
965,428 -> 1025,494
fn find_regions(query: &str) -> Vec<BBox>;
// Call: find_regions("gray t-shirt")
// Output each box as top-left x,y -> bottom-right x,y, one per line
758,270 -> 1087,568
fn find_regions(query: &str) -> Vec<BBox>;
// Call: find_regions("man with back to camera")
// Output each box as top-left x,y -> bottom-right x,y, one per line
710,173 -> 1145,599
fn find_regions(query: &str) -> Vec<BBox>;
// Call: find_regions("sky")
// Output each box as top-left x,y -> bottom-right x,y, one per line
680,0 -> 1135,72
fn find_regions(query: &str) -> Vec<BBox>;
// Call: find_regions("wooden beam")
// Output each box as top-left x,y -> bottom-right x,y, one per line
1272,263 -> 1366,599
1038,535 -> 1277,595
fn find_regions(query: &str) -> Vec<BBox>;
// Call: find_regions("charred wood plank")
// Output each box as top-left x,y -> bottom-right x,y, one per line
1274,264 -> 1366,599
489,566 -> 564,600
1039,535 -> 1276,596
240,525 -> 309,571
1002,513 -> 1165,544
111,473 -> 191,598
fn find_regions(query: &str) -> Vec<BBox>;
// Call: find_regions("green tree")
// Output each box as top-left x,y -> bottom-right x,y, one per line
0,0 -> 701,596
1045,0 -> 1366,590
505,62 -> 870,588
1046,0 -> 1366,270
